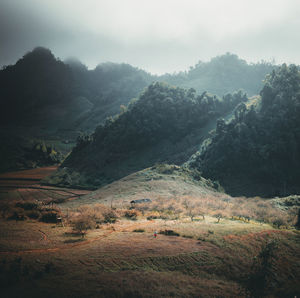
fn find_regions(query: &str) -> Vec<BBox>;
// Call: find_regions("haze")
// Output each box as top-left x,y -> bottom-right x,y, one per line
1,0 -> 300,74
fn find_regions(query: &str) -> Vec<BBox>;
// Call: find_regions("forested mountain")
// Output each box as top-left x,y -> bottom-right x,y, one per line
0,47 -> 152,131
0,48 -> 275,133
45,83 -> 247,188
161,53 -> 274,96
188,64 -> 300,197
0,47 -> 75,126
0,47 -> 277,173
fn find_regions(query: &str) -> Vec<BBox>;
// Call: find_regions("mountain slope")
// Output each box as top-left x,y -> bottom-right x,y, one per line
45,83 -> 246,188
0,47 -> 153,132
0,49 -> 275,132
161,53 -> 275,96
188,64 -> 300,197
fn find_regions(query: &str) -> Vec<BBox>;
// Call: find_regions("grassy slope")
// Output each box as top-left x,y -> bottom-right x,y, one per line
58,164 -> 220,210
0,166 -> 299,297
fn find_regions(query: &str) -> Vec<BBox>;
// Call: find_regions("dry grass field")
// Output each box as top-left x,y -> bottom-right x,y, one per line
0,166 -> 299,297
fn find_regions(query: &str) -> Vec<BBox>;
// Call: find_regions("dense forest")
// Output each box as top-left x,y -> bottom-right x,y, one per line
0,47 -> 275,173
1,47 -> 300,197
189,64 -> 300,197
0,48 -> 274,132
45,83 -> 247,188
0,47 -> 152,132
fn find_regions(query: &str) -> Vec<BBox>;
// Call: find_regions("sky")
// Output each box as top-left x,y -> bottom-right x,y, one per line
0,0 -> 300,74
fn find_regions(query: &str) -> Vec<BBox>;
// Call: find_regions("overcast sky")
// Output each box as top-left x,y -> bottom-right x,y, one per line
0,0 -> 300,74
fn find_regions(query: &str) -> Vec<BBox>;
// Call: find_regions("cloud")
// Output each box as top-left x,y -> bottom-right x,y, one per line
0,0 -> 300,73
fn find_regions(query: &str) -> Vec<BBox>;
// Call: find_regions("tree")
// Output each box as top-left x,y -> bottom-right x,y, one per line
244,241 -> 278,297
73,218 -> 93,238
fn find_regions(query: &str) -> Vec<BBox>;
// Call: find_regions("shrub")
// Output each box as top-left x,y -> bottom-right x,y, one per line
0,202 -> 13,218
147,215 -> 158,220
272,218 -> 286,229
73,218 -> 94,238
7,209 -> 26,221
103,210 -> 117,223
124,210 -> 138,220
133,229 -> 145,233
182,235 -> 193,239
26,210 -> 41,220
15,201 -> 38,210
40,211 -> 59,223
159,229 -> 180,236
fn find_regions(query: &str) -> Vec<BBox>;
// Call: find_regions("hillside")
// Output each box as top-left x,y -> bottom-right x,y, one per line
45,83 -> 247,188
0,48 -> 153,172
1,165 -> 299,297
188,64 -> 300,197
0,49 -> 275,134
161,53 -> 275,96
0,47 -> 152,132
0,48 -> 276,173
0,49 -> 275,132
58,164 -> 221,210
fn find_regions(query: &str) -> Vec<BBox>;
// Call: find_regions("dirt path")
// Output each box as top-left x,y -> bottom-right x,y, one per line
38,229 -> 48,241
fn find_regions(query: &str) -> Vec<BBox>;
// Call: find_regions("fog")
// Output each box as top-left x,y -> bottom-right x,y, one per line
1,0 -> 300,74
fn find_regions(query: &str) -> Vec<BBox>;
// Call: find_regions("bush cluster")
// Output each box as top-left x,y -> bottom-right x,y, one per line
0,201 -> 61,223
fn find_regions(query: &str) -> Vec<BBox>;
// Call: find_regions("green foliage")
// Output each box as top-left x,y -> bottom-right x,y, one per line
190,64 -> 300,197
0,49 -> 273,133
57,83 -> 245,188
0,47 -> 152,132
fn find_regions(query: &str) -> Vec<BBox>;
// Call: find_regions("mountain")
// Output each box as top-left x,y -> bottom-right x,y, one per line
0,48 -> 276,173
70,62 -> 154,131
0,47 -> 152,132
0,48 -> 275,133
44,82 -> 247,188
161,53 -> 275,96
0,47 -> 76,127
188,64 -> 300,197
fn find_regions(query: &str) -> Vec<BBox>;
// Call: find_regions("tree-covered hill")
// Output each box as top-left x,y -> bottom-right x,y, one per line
161,53 -> 275,96
188,64 -> 300,197
0,48 -> 276,173
0,48 -> 275,133
45,82 -> 247,188
0,47 -> 153,131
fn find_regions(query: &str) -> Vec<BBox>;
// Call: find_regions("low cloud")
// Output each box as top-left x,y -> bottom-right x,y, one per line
0,0 -> 300,74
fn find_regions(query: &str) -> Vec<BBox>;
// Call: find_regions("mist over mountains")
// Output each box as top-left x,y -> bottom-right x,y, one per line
0,47 -> 274,132
2,47 -> 300,197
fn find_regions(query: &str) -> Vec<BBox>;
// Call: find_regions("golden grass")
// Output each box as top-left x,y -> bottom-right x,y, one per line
0,167 -> 299,297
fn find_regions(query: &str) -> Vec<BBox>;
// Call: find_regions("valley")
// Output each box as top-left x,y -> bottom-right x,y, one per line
1,44 -> 300,298
0,167 -> 299,297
